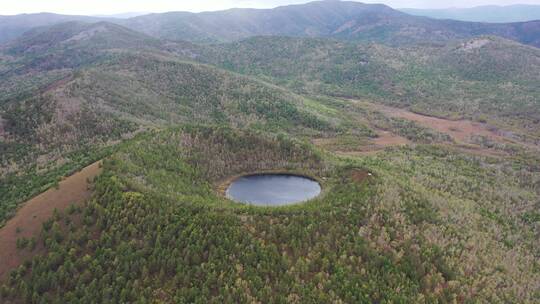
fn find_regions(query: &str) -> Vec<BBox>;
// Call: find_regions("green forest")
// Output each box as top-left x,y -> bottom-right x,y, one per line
2,126 -> 539,303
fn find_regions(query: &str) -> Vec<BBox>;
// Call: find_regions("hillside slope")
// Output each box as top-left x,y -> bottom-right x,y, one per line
0,22 -> 339,226
195,35 -> 540,136
0,21 -> 331,149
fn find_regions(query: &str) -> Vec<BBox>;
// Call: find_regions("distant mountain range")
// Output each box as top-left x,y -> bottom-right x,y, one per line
0,13 -> 104,44
400,5 -> 540,23
92,12 -> 150,19
1,1 -> 539,48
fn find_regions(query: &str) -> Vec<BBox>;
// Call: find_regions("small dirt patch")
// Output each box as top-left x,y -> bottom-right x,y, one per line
0,161 -> 102,281
350,169 -> 371,183
372,130 -> 409,146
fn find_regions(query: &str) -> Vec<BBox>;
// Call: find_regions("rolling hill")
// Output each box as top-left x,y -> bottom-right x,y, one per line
0,21 -> 331,140
0,21 -> 341,227
2,20 -> 540,225
193,35 -> 540,136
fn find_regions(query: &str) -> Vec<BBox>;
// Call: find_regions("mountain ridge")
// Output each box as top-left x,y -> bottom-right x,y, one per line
1,1 -> 540,48
119,1 -> 540,47
0,13 -> 108,43
401,4 -> 540,23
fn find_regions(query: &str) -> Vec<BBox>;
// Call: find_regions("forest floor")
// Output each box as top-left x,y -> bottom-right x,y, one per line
0,161 -> 102,281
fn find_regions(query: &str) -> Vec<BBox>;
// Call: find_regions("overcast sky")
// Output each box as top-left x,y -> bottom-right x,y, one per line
1,0 -> 539,15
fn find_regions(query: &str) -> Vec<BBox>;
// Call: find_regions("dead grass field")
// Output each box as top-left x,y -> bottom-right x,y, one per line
0,161 -> 102,281
365,102 -> 509,143
315,100 -> 540,158
312,129 -> 409,157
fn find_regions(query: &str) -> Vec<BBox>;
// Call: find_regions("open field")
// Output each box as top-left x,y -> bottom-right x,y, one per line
362,101 -> 520,144
313,130 -> 410,157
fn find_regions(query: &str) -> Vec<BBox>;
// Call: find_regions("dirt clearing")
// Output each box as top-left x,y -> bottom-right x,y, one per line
373,130 -> 409,146
313,129 -> 409,157
0,161 -> 102,281
350,169 -> 372,183
364,102 -> 507,143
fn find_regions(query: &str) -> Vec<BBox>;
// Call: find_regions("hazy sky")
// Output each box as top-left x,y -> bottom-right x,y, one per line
1,0 -> 539,15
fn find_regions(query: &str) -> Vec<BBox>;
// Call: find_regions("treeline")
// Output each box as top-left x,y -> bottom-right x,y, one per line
0,94 -> 136,226
0,145 -> 114,227
177,125 -> 327,181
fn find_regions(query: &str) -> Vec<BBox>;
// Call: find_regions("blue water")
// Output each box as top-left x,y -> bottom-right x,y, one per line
226,174 -> 321,206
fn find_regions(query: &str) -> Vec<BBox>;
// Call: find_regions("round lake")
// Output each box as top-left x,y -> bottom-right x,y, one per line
226,174 -> 321,206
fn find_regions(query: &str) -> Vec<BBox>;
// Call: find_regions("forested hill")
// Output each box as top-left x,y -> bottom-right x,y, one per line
0,22 -> 339,227
2,126 -> 539,302
194,35 -> 540,135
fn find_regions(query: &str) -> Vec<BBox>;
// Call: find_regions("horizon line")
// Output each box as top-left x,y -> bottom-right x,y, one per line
1,1 -> 539,17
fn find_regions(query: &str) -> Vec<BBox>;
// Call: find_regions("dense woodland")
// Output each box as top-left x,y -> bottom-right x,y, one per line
1,126 -> 539,303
